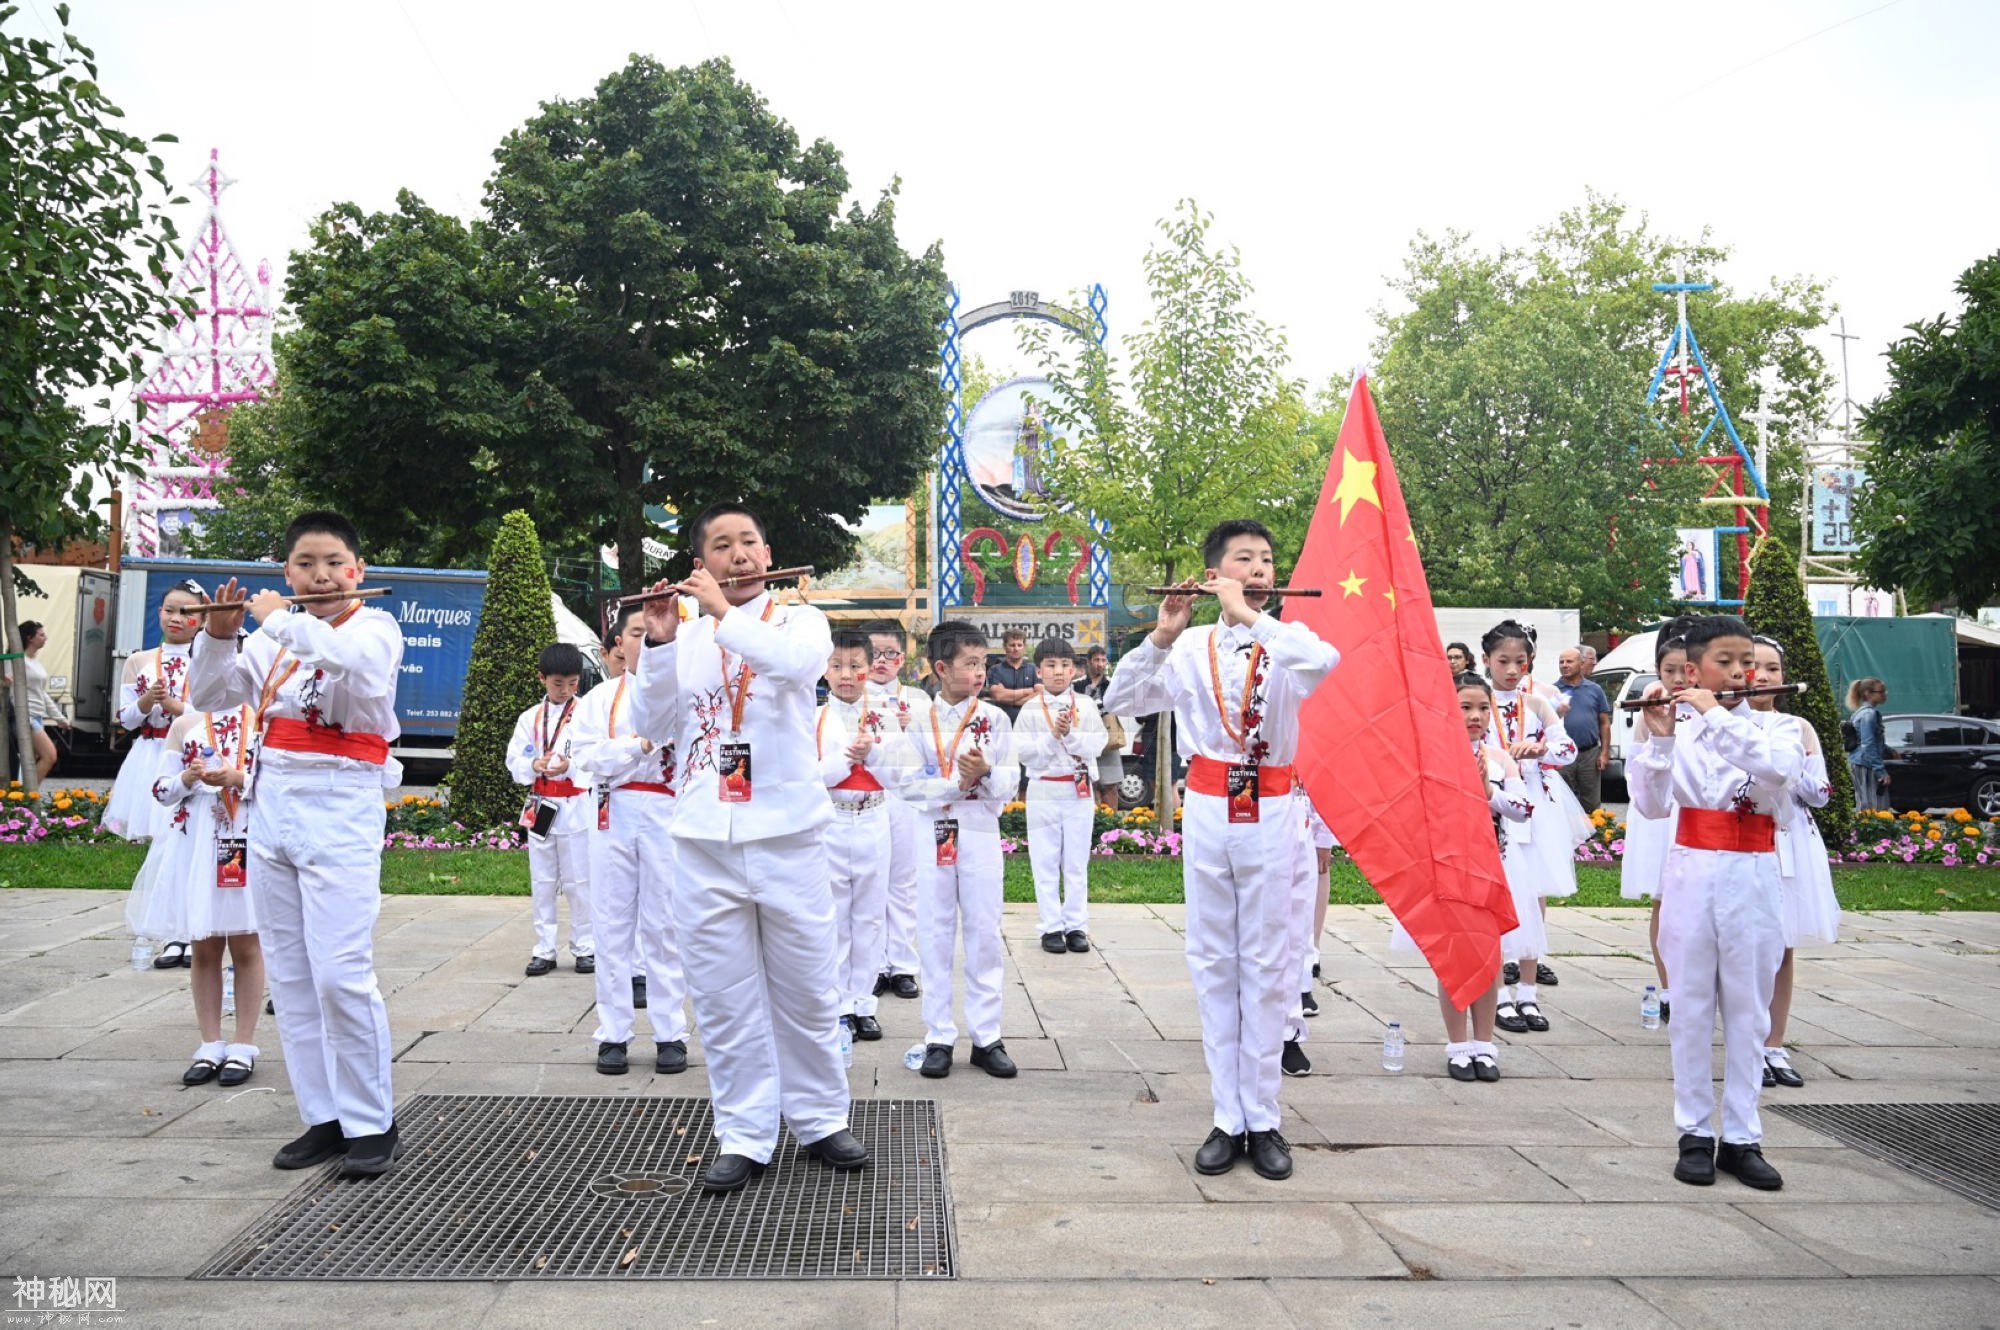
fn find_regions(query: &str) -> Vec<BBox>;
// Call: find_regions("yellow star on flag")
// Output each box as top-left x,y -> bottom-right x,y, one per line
1339,570 -> 1367,598
1384,587 -> 1398,611
1329,448 -> 1383,525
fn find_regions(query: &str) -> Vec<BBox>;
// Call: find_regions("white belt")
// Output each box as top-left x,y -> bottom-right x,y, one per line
832,792 -> 888,813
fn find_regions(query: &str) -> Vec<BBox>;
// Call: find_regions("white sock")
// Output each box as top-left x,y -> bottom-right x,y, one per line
1764,1046 -> 1789,1062
1472,1041 -> 1499,1060
1516,982 -> 1538,1005
1446,1040 -> 1475,1061
1659,987 -> 1671,1003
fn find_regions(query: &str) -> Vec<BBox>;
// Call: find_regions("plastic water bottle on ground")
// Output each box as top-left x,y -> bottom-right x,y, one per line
1641,985 -> 1661,1031
1382,1021 -> 1405,1072
223,964 -> 236,1016
838,1017 -> 854,1070
130,939 -> 152,972
902,1043 -> 926,1072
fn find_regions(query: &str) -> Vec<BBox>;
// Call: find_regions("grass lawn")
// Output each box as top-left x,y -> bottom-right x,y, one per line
4,841 -> 1998,911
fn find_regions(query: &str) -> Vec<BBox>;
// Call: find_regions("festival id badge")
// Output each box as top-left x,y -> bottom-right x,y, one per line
519,794 -> 544,830
934,818 -> 960,867
1226,763 -> 1261,824
215,837 -> 248,889
520,795 -> 556,840
1074,762 -> 1094,800
718,742 -> 753,803
596,785 -> 611,832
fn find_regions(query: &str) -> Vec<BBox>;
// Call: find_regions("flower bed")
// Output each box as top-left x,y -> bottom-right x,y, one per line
0,785 -> 117,844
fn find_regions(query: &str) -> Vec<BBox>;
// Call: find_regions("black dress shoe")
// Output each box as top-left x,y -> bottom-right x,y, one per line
1501,961 -> 1520,986
183,1055 -> 221,1086
1518,1002 -> 1550,1033
970,1041 -> 1017,1078
525,956 -> 556,977
919,1043 -> 953,1078
1300,989 -> 1319,1018
1674,1133 -> 1716,1186
1281,1038 -> 1311,1077
1245,1129 -> 1293,1181
890,973 -> 920,1000
154,941 -> 188,969
1065,930 -> 1090,953
1762,1063 -> 1777,1088
1535,961 -> 1559,987
655,1039 -> 687,1074
803,1128 -> 869,1171
1472,1052 -> 1501,1083
340,1124 -> 403,1178
632,976 -> 647,1009
701,1153 -> 767,1193
1041,931 -> 1067,954
574,954 -> 596,974
1446,1053 -> 1477,1082
1766,1054 -> 1805,1088
852,1014 -> 883,1041
1717,1141 -> 1784,1191
264,997 -> 275,1016
596,1040 -> 629,1075
1194,1128 -> 1241,1175
273,1120 -> 347,1170
1659,999 -> 1671,1025
874,972 -> 893,997
1495,1001 -> 1529,1034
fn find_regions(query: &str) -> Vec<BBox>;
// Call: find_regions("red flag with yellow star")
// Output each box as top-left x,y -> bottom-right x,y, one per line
1284,374 -> 1516,1008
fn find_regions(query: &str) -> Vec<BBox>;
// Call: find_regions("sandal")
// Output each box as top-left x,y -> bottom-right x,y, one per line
182,1040 -> 226,1086
217,1043 -> 259,1087
154,940 -> 189,970
1518,1001 -> 1551,1033
1495,1001 -> 1529,1033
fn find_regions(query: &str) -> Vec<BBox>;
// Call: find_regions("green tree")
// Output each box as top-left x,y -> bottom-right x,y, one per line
449,511 -> 558,830
1854,252 -> 2000,612
1744,535 -> 1853,848
486,56 -> 947,590
1,4 -> 181,790
1372,193 -> 1833,629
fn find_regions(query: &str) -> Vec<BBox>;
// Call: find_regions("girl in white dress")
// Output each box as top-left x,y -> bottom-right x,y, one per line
1483,622 -> 1576,1034
1749,636 -> 1838,1089
1620,622 -> 1697,1023
1391,674 -> 1532,1081
125,706 -> 265,1087
103,582 -> 206,843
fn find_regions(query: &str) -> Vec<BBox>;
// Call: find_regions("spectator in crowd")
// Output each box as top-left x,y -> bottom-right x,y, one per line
1445,642 -> 1475,677
1579,645 -> 1599,675
1554,645 -> 1611,812
983,630 -> 1038,722
2,621 -> 66,782
1078,645 -> 1125,807
1846,677 -> 1891,811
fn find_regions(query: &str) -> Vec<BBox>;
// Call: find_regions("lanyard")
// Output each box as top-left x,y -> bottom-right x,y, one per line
606,675 -> 629,740
255,650 -> 300,729
928,700 -> 979,778
205,706 -> 251,822
717,600 -> 778,735
1206,632 -> 1265,755
539,698 -> 575,752
1037,691 -> 1078,759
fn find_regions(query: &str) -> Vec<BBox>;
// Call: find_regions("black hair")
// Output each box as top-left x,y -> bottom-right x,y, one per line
1445,641 -> 1473,662
19,620 -> 42,643
283,510 -> 363,560
537,644 -> 584,677
1034,637 -> 1075,664
1201,518 -> 1276,572
607,602 -> 642,642
1086,643 -> 1108,658
861,618 -> 905,648
685,502 -> 767,560
162,578 -> 206,603
1683,614 -> 1754,660
1453,670 -> 1493,695
830,628 -> 873,655
1751,633 -> 1787,665
1654,614 -> 1697,667
1480,619 -> 1536,659
927,619 -> 988,666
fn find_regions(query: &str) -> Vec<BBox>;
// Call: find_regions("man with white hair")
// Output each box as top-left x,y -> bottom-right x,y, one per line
1556,645 -> 1612,813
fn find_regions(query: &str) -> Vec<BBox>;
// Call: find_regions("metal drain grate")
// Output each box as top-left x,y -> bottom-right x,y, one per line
193,1095 -> 955,1280
1768,1101 -> 2000,1211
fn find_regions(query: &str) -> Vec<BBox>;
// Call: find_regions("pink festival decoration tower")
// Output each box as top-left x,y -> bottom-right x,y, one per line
126,149 -> 275,557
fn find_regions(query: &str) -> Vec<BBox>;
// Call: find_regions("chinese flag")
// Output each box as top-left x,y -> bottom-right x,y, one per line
1285,374 -> 1516,1009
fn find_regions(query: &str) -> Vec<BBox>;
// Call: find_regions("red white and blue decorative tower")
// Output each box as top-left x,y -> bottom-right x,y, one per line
126,149 -> 274,556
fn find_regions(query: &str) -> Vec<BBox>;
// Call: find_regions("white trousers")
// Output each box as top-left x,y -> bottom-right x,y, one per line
881,799 -> 922,976
1283,804 -> 1318,1045
919,820 -> 1005,1048
589,789 -> 687,1044
673,830 -> 850,1161
527,820 -> 594,959
824,803 -> 892,1018
1027,792 -> 1094,934
1183,791 -> 1296,1134
248,765 -> 394,1136
1657,844 -> 1785,1144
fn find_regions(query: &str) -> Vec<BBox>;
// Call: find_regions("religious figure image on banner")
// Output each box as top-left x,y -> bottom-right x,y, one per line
1672,528 -> 1718,602
962,377 -> 1081,522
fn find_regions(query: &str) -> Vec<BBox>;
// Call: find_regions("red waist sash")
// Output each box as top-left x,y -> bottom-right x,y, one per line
532,777 -> 585,798
833,766 -> 884,793
1675,807 -> 1776,853
261,717 -> 389,765
617,781 -> 676,796
1186,755 -> 1296,799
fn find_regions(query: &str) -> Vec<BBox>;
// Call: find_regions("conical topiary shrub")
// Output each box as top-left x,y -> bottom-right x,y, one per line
1744,534 -> 1854,849
448,510 -> 558,831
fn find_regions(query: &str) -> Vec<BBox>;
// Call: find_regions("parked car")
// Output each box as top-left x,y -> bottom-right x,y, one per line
1595,667 -> 1646,801
1117,712 -> 1188,811
1880,714 -> 2000,817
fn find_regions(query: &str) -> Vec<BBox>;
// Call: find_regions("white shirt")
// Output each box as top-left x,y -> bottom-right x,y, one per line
568,675 -> 676,792
187,604 -> 403,781
1488,685 -> 1578,794
628,591 -> 833,844
1013,685 -> 1108,799
1101,616 -> 1337,765
815,694 -> 918,797
118,642 -> 193,732
1630,702 -> 1806,824
507,697 -> 591,834
902,693 -> 1017,822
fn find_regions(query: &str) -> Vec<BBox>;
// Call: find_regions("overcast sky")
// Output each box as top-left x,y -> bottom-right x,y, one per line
45,0 -> 2000,425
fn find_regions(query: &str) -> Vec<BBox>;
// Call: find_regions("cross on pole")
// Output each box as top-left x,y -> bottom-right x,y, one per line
1831,317 -> 1861,437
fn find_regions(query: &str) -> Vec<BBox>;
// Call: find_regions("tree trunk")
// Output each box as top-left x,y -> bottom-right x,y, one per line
1155,710 -> 1177,826
614,445 -> 649,598
0,518 -> 40,794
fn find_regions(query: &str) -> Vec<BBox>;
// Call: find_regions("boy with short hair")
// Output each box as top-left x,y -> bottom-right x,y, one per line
906,621 -> 1019,1080
570,605 -> 688,1077
817,629 -> 909,1042
1102,519 -> 1337,1182
629,503 -> 865,1192
862,619 -> 930,1001
506,643 -> 596,978
1631,615 -> 1803,1192
190,511 -> 406,1177
1015,636 -> 1107,954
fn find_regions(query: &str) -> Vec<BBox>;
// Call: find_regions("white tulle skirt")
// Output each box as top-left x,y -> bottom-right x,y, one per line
1778,814 -> 1841,947
102,736 -> 168,840
123,794 -> 257,941
1620,806 -> 1674,900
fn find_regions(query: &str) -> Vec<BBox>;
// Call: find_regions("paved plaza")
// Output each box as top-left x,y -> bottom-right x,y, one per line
3,889 -> 1998,1326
